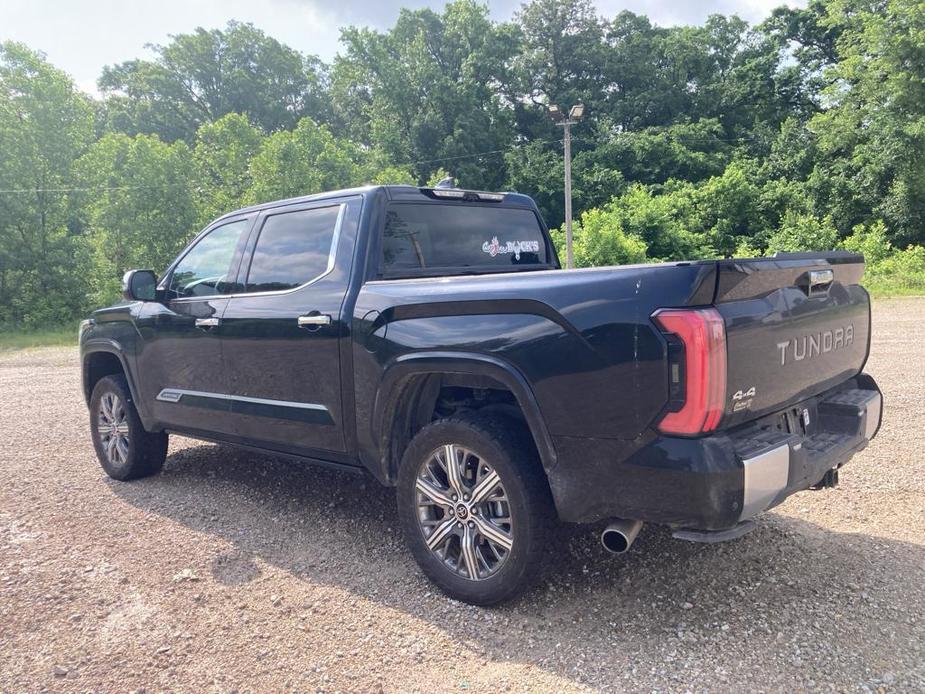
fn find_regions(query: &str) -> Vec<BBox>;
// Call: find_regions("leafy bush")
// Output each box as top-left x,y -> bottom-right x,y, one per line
552,207 -> 648,267
766,213 -> 839,254
862,244 -> 925,295
840,221 -> 892,264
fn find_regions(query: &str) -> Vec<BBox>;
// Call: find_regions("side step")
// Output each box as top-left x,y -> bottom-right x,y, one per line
672,520 -> 756,544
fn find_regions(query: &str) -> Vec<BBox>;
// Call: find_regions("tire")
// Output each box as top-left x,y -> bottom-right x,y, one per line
89,374 -> 168,481
397,412 -> 555,605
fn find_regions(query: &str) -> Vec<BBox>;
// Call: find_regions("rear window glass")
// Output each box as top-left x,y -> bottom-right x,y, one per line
381,204 -> 548,274
245,206 -> 340,293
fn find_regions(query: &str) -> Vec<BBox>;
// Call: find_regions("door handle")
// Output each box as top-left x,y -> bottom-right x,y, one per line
195,317 -> 221,329
298,314 -> 332,328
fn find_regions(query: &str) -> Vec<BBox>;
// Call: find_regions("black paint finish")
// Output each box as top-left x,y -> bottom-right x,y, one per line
79,185 -> 879,530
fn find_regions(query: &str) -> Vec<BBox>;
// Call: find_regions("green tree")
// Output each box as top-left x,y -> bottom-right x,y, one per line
766,211 -> 839,253
99,22 -> 330,142
0,42 -> 93,327
504,141 -> 567,225
609,182 -> 711,260
193,113 -> 265,225
516,0 -> 606,112
602,14 -> 707,131
809,0 -> 925,245
245,118 -> 363,204
840,220 -> 892,264
74,133 -> 198,305
244,117 -> 412,204
331,0 -> 519,187
551,205 -> 647,267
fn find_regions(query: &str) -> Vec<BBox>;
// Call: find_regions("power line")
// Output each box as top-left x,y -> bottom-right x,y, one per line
395,136 -> 566,168
0,182 -> 190,195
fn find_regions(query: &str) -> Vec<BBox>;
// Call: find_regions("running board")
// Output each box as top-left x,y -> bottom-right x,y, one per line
672,520 -> 756,544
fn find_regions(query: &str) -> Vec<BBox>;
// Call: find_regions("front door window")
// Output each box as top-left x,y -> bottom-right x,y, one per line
168,219 -> 250,299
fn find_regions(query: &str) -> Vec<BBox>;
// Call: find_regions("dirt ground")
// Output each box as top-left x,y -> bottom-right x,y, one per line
1,297 -> 923,693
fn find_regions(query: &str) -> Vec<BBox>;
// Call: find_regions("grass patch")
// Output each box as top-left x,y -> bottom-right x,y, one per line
0,328 -> 77,351
868,285 -> 925,298
864,273 -> 925,298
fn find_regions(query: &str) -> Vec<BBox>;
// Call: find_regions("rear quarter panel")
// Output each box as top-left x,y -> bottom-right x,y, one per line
350,262 -> 718,471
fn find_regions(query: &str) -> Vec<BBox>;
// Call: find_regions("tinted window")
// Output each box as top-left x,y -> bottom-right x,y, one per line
169,220 -> 249,298
381,204 -> 548,274
245,206 -> 340,292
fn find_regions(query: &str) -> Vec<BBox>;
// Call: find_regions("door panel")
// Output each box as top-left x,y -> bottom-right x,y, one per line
220,201 -> 355,454
138,297 -> 234,433
135,217 -> 252,434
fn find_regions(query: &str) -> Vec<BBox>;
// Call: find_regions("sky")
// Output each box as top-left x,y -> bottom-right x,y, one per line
1,0 -> 802,95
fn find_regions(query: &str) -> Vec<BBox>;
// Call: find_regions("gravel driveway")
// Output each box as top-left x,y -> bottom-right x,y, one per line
1,298 -> 923,693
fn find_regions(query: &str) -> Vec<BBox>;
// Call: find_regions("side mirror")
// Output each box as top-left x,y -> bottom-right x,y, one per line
122,269 -> 158,301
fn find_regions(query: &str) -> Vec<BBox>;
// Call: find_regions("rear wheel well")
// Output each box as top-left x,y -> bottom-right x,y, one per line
385,373 -> 537,483
83,352 -> 126,403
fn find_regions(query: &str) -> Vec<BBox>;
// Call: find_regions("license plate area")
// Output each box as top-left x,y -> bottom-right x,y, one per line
781,403 -> 818,438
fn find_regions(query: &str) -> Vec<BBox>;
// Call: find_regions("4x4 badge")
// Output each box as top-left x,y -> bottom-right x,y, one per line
732,386 -> 756,412
732,387 -> 756,401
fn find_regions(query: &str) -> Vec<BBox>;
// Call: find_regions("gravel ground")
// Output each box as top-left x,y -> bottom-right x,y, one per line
1,297 -> 923,693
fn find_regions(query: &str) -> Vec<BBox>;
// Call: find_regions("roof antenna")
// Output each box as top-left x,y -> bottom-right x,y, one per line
435,175 -> 457,189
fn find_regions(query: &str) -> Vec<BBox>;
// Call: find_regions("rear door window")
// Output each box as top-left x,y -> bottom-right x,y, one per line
381,204 -> 549,275
244,205 -> 341,293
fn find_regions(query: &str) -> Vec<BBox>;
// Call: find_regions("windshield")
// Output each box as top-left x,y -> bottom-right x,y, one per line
381,203 -> 551,276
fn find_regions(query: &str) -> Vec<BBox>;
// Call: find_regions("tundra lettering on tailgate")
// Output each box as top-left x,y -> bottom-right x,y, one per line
777,324 -> 855,366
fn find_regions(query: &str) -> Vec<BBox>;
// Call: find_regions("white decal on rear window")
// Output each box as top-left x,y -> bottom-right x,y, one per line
482,237 -> 540,260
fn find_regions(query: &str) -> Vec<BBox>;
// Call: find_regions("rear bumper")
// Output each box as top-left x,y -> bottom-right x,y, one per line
548,375 -> 882,529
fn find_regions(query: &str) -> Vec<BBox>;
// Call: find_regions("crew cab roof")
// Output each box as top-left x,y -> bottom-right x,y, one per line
210,185 -> 537,225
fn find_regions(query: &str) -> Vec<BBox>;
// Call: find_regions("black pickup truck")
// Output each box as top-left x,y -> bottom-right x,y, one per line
79,184 -> 882,604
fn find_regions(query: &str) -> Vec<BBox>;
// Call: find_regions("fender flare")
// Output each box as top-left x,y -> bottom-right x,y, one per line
373,351 -> 557,481
81,339 -> 146,419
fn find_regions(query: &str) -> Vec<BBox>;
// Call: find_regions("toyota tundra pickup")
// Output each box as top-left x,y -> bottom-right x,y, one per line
79,184 -> 882,605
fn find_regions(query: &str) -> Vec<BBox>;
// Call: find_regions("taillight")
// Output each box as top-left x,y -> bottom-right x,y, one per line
652,308 -> 727,436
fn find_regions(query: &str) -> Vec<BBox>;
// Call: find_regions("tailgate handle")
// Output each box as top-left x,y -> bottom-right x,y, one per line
803,269 -> 834,296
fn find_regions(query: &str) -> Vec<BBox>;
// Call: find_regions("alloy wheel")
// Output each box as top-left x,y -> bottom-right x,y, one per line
97,392 -> 130,466
415,444 -> 513,581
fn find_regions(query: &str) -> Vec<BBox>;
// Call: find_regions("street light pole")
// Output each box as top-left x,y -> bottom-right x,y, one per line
549,103 -> 584,269
561,119 -> 574,269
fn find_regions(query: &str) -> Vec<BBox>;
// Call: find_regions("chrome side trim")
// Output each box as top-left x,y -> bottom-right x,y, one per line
156,388 -> 328,412
156,389 -> 183,403
740,443 -> 790,521
864,392 -> 882,441
168,203 -> 346,303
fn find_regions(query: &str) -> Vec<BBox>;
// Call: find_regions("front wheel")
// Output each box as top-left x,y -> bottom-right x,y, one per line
397,413 -> 555,605
89,374 -> 168,481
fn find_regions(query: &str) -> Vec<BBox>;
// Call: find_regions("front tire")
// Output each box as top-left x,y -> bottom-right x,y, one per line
89,374 -> 167,481
397,412 -> 555,605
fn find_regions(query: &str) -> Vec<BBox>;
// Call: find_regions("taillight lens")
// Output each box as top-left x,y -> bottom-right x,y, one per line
652,308 -> 727,436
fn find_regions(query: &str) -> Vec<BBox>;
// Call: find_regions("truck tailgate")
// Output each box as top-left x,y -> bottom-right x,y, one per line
712,253 -> 870,430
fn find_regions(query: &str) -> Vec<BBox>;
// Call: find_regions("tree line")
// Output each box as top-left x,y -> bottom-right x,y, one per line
2,0 -> 924,328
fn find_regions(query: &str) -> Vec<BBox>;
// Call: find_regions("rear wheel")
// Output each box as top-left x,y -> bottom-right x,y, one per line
89,374 -> 167,480
397,412 -> 554,605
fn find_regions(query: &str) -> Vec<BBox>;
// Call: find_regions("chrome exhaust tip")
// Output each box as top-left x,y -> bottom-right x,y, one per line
601,519 -> 643,554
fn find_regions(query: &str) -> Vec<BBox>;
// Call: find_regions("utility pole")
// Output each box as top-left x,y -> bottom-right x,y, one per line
548,103 -> 584,269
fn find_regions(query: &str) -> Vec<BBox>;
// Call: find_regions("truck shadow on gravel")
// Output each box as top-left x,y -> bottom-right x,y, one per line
110,441 -> 923,690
